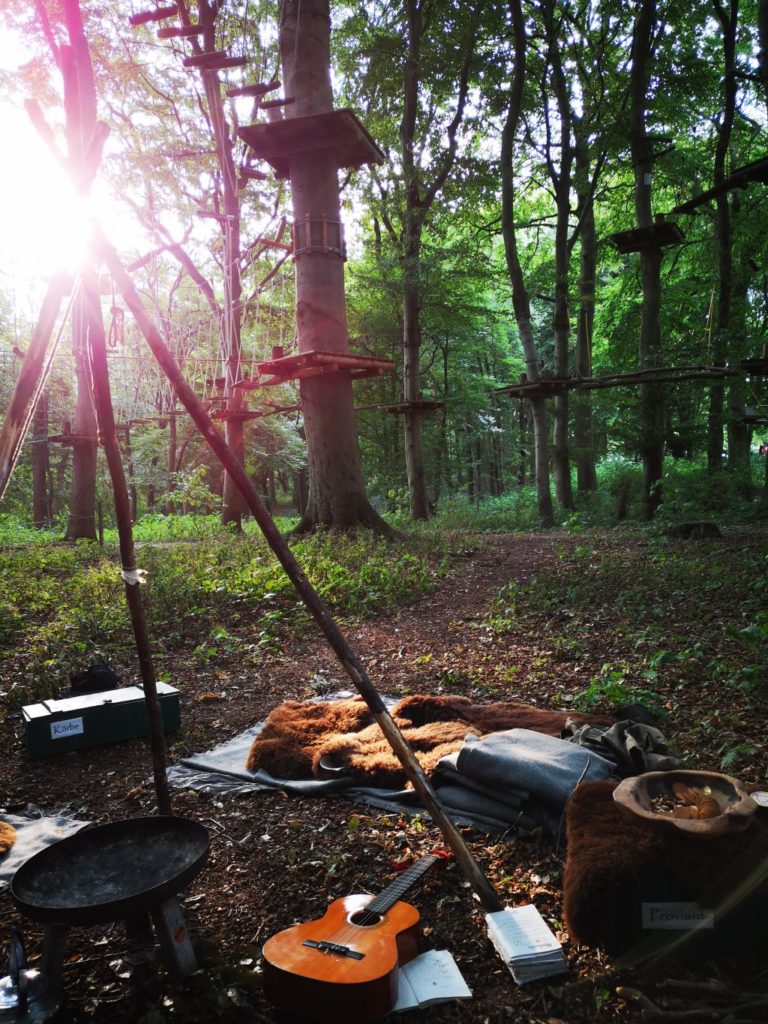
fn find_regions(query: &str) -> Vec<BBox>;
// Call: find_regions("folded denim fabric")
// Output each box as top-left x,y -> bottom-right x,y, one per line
456,728 -> 617,810
433,753 -> 529,807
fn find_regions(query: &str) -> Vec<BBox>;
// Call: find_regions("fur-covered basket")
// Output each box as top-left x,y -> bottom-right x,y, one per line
563,781 -> 768,959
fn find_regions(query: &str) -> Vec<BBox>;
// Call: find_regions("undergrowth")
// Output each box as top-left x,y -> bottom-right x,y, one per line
0,527 -> 446,707
487,529 -> 768,714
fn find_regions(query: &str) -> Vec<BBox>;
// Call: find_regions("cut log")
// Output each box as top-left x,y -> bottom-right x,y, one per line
157,24 -> 204,38
183,51 -> 247,70
239,166 -> 269,182
226,82 -> 281,99
259,96 -> 295,110
129,5 -> 178,26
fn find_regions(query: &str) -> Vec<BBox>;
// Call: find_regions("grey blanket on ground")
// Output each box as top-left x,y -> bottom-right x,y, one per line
561,718 -> 681,776
0,808 -> 89,886
456,728 -> 617,808
429,728 -> 618,835
166,706 -> 615,839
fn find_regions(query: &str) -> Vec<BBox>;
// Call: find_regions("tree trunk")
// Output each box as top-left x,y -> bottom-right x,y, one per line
545,0 -> 575,511
166,411 -> 177,514
279,0 -> 392,535
630,0 -> 665,521
403,242 -> 430,518
196,0 -> 246,529
32,391 -> 50,528
60,11 -> 100,542
708,0 -> 738,473
65,299 -> 98,541
727,273 -> 751,474
759,0 -> 768,114
122,424 -> 138,521
573,130 -> 599,492
501,0 -> 554,527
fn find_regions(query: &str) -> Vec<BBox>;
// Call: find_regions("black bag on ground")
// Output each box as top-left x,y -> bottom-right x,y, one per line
69,662 -> 121,694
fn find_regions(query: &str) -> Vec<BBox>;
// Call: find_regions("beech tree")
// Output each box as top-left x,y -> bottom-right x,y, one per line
500,0 -> 555,527
277,0 -> 392,534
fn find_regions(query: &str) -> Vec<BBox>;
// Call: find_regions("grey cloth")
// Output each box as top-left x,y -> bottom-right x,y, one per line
0,808 -> 89,886
165,695 -> 550,838
456,728 -> 617,810
433,753 -> 529,808
562,718 -> 682,777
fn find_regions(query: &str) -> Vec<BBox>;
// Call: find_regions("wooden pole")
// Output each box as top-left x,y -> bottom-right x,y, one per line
82,268 -> 172,815
0,274 -> 71,502
97,228 -> 502,913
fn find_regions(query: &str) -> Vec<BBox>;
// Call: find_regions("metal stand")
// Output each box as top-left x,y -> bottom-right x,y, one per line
39,899 -> 197,983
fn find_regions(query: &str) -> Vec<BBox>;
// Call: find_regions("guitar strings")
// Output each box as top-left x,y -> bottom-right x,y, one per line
319,856 -> 438,948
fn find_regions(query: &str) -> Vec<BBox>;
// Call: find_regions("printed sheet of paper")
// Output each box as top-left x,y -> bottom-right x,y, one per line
392,949 -> 472,1011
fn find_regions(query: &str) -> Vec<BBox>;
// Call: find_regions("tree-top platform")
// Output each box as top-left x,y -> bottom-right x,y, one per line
497,365 -> 735,399
608,220 -> 684,253
378,399 -> 446,415
672,155 -> 768,214
741,356 -> 768,376
210,404 -> 301,421
235,350 -> 395,389
237,109 -> 386,180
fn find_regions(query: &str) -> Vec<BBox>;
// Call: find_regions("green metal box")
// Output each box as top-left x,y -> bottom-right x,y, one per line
22,684 -> 181,758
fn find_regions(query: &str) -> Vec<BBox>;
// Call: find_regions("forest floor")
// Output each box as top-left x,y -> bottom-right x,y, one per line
1,524 -> 767,1023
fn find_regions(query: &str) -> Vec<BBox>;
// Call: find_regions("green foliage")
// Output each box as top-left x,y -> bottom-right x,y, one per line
0,520 -> 441,706
571,664 -> 664,717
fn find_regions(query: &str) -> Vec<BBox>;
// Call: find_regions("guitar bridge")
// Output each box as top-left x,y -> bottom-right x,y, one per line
302,939 -> 365,960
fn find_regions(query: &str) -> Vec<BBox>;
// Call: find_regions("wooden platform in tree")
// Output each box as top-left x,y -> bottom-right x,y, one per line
609,221 -> 684,253
741,356 -> 768,375
211,403 -> 301,421
226,82 -> 281,99
672,155 -> 768,214
183,51 -> 246,71
237,109 -> 386,180
496,377 -> 570,399
157,24 -> 203,38
235,350 -> 395,389
497,365 -> 735,399
47,433 -> 98,446
129,5 -> 177,26
379,399 -> 445,415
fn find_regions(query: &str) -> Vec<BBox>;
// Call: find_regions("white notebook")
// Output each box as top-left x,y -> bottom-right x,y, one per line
392,949 -> 472,1011
486,905 -> 568,984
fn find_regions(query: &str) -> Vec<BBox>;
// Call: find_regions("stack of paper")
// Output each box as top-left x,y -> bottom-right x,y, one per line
486,905 -> 568,985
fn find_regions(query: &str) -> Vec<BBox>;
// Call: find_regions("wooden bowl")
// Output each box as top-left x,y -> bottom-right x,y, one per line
612,770 -> 758,838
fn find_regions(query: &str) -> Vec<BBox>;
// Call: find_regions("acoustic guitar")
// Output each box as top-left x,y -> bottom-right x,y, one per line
262,853 -> 441,1023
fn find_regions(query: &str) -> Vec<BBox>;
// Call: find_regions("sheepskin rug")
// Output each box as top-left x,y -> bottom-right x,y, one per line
245,694 -> 611,789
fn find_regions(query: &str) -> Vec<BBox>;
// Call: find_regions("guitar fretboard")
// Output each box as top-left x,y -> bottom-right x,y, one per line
367,854 -> 439,916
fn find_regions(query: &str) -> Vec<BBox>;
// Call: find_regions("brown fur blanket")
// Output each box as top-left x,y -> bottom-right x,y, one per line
245,694 -> 611,789
0,820 -> 17,856
563,781 -> 768,958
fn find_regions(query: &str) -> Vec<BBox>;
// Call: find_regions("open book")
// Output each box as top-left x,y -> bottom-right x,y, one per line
392,949 -> 472,1012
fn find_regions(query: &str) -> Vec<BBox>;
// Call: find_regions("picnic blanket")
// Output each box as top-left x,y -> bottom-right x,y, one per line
0,806 -> 89,886
167,694 -> 622,838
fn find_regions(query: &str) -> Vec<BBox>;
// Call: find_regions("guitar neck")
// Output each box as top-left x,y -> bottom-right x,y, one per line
367,855 -> 439,916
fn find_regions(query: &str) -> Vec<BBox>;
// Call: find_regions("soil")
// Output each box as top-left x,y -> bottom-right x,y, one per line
1,527 -> 767,1024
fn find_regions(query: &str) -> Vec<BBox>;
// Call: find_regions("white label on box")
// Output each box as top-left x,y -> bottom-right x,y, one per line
51,717 -> 84,740
642,902 -> 714,930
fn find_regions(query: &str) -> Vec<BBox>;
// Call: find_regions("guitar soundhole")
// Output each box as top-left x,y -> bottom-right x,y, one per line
349,909 -> 383,927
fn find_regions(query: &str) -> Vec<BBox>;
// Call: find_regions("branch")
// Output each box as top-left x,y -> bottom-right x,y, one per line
421,0 -> 484,211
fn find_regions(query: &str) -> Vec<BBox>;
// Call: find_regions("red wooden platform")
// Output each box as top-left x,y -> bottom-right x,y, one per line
235,350 -> 395,389
379,399 -> 445,415
237,109 -> 386,180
